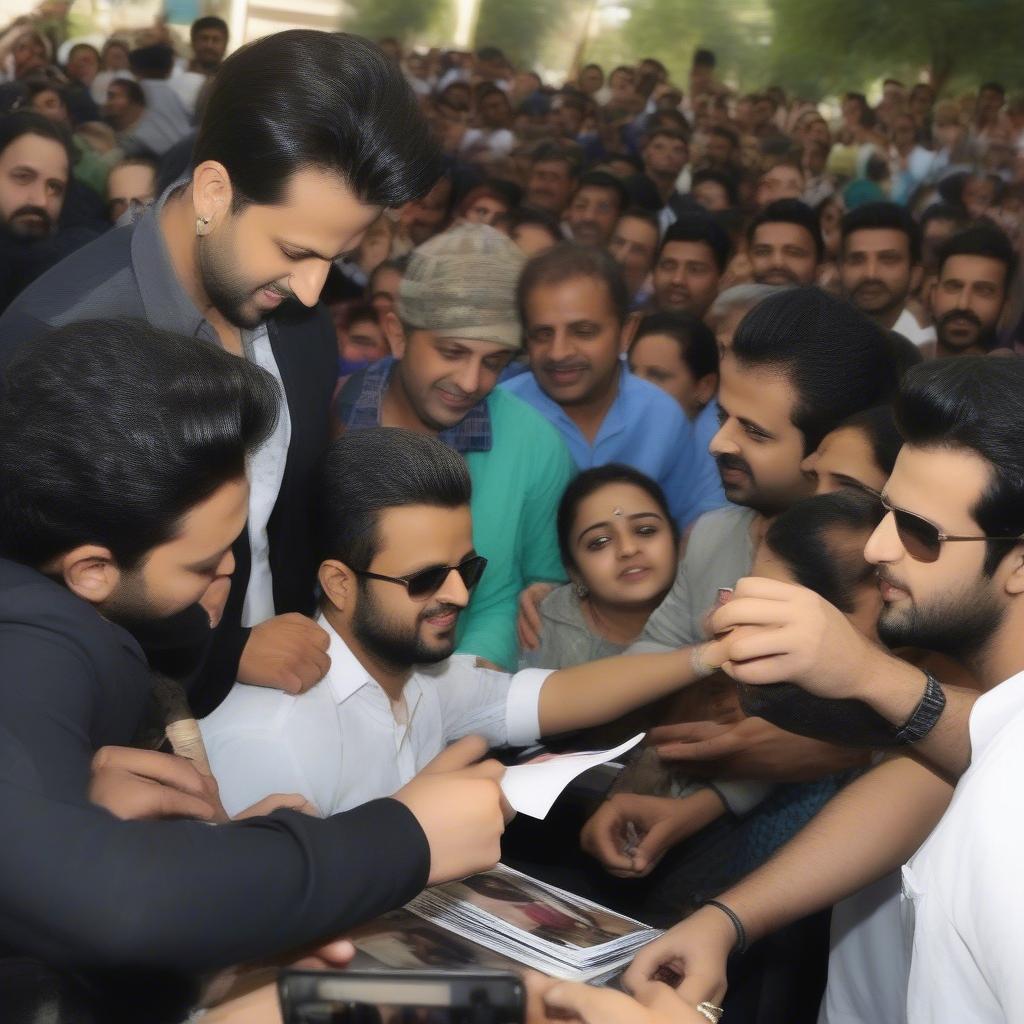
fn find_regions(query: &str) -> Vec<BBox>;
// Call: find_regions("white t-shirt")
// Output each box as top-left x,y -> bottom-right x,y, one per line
903,669 -> 1024,1022
200,616 -> 551,816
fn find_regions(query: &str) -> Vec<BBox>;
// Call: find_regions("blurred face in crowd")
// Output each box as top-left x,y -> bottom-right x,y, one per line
565,184 -> 621,246
523,273 -> 625,409
977,86 -> 1004,119
909,85 -> 934,120
692,177 -> 731,212
608,214 -> 659,295
703,132 -> 735,169
629,331 -> 716,420
0,132 -> 68,239
104,81 -> 143,131
963,175 -> 997,219
399,176 -> 452,247
322,503 -> 478,667
192,27 -> 229,72
652,239 -> 721,318
29,88 -> 69,126
107,161 -> 157,223
195,163 -> 381,329
389,327 -> 515,432
480,90 -> 511,129
891,113 -> 918,153
510,221 -> 560,257
370,264 -> 403,315
579,66 -> 604,95
569,482 -> 678,608
102,41 -> 130,71
609,69 -> 634,103
462,193 -> 508,226
750,221 -> 819,285
757,164 -> 804,207
525,158 -> 576,215
930,253 -> 1008,354
709,354 -> 811,514
13,32 -> 47,79
66,45 -> 100,86
643,133 -> 688,181
803,140 -> 829,178
340,313 -> 389,365
801,425 -> 889,496
840,227 -> 916,323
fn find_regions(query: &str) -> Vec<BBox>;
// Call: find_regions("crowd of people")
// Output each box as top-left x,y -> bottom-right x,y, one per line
0,11 -> 1023,1024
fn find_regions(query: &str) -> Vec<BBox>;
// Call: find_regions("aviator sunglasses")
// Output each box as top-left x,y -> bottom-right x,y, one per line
355,554 -> 488,600
879,493 -> 1023,563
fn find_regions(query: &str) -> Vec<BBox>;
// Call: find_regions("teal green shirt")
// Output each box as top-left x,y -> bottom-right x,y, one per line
457,388 -> 574,669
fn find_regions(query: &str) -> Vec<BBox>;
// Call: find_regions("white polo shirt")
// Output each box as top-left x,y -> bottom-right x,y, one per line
200,616 -> 551,817
902,669 -> 1024,1022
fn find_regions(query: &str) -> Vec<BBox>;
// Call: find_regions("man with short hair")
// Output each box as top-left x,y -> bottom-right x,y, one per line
747,198 -> 822,286
524,141 -> 579,216
756,160 -> 805,208
927,223 -> 1016,359
503,242 -> 723,531
640,127 -> 690,224
699,125 -> 740,174
106,155 -> 158,223
564,169 -> 627,246
839,200 -> 935,347
189,15 -> 229,76
335,223 -> 574,671
104,76 -> 146,135
0,31 -> 444,717
608,206 -> 660,304
121,43 -> 193,156
651,213 -> 731,319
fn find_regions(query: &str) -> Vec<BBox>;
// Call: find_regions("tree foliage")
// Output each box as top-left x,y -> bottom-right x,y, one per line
475,0 -> 573,65
347,0 -> 446,43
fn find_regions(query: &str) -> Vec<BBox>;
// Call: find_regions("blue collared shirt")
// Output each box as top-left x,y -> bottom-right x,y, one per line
502,361 -> 725,530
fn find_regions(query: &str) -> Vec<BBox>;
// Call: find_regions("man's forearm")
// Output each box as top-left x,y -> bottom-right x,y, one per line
539,649 -> 698,735
717,755 -> 952,944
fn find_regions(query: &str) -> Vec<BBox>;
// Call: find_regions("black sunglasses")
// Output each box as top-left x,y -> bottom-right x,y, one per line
880,494 -> 1022,563
355,554 -> 488,600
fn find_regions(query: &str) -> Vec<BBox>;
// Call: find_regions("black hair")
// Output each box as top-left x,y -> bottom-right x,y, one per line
476,45 -> 506,63
0,109 -> 74,171
314,427 -> 471,571
193,31 -> 442,209
659,213 -> 733,273
643,125 -> 690,148
919,201 -> 964,232
128,44 -> 175,78
706,124 -> 739,148
191,16 -> 229,39
503,205 -> 564,245
0,320 -> 279,570
530,139 -> 582,178
747,198 -> 824,263
765,489 -> 882,613
979,81 -> 1006,98
107,77 -> 146,107
895,357 -> 1024,575
732,286 -> 900,454
835,405 -> 903,478
67,42 -> 100,62
23,77 -> 66,107
840,200 -> 922,264
693,47 -> 716,68
691,168 -> 739,208
886,329 -> 925,379
572,169 -> 628,215
631,310 -> 718,381
556,464 -> 679,572
935,222 -> 1017,291
517,242 -> 630,326
616,205 -> 660,233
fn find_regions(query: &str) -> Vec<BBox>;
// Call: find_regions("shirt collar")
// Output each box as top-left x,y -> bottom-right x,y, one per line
969,668 -> 1024,760
345,357 -> 493,453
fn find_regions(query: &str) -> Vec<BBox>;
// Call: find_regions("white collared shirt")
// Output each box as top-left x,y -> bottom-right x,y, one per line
902,669 -> 1024,1022
200,616 -> 551,817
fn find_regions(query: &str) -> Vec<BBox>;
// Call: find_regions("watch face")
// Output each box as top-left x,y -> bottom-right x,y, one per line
737,682 -> 900,748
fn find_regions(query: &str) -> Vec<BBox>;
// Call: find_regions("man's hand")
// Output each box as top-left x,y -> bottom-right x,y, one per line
649,719 -> 869,782
238,613 -> 331,694
394,736 -> 508,885
233,792 -> 321,819
580,792 -> 723,878
623,905 -> 734,1007
709,577 -> 878,699
528,972 -> 711,1024
517,582 -> 558,651
89,746 -> 223,821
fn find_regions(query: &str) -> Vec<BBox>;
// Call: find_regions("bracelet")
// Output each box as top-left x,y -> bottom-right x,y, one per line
690,643 -> 715,679
704,899 -> 748,954
895,670 -> 946,745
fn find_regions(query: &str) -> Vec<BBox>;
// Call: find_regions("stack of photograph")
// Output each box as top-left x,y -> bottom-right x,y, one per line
404,864 -> 662,983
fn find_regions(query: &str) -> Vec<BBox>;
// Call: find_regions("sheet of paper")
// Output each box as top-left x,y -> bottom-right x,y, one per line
500,733 -> 644,819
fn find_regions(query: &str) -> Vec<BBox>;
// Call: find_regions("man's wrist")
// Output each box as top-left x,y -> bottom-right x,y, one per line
850,645 -> 926,725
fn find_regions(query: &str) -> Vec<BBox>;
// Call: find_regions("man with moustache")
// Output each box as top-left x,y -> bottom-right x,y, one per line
747,198 -> 823,287
563,170 -> 628,248
924,223 -> 1016,359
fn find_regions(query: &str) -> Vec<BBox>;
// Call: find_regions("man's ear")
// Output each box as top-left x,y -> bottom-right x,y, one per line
695,371 -> 719,409
319,559 -> 357,612
191,160 -> 233,229
383,312 -> 407,359
619,312 -> 641,355
1003,546 -> 1024,597
56,545 -> 121,606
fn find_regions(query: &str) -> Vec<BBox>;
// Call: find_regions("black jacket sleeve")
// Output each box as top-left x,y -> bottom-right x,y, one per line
0,724 -> 430,973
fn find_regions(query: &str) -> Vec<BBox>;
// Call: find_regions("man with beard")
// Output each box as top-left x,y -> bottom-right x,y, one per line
608,207 -> 660,307
0,111 -> 74,312
926,223 -> 1015,359
650,213 -> 732,319
839,201 -> 936,348
0,31 -> 443,718
334,223 -> 574,672
563,170 -> 628,247
629,357 -> 1024,1024
201,426 -> 726,818
747,198 -> 823,287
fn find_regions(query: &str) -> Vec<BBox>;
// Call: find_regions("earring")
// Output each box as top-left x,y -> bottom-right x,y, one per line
196,215 -> 212,236
574,582 -> 589,599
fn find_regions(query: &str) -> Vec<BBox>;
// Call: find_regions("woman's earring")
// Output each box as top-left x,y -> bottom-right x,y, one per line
574,581 -> 589,599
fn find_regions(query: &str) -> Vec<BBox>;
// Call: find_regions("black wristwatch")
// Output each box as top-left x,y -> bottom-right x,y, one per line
895,670 -> 946,745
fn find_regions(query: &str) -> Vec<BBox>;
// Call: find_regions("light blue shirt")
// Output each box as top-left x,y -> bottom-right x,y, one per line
502,361 -> 726,530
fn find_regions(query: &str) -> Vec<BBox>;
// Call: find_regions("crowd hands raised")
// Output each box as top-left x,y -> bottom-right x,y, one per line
0,16 -> 1023,1024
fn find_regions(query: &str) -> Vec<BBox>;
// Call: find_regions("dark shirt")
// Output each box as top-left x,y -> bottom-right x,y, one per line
0,184 -> 338,715
0,557 -> 429,1022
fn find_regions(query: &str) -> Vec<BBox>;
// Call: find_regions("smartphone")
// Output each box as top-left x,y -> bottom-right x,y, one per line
278,969 -> 526,1024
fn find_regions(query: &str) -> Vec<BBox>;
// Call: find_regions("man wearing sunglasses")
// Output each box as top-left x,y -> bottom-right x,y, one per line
201,427 -> 730,820
630,357 -> 1024,1023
